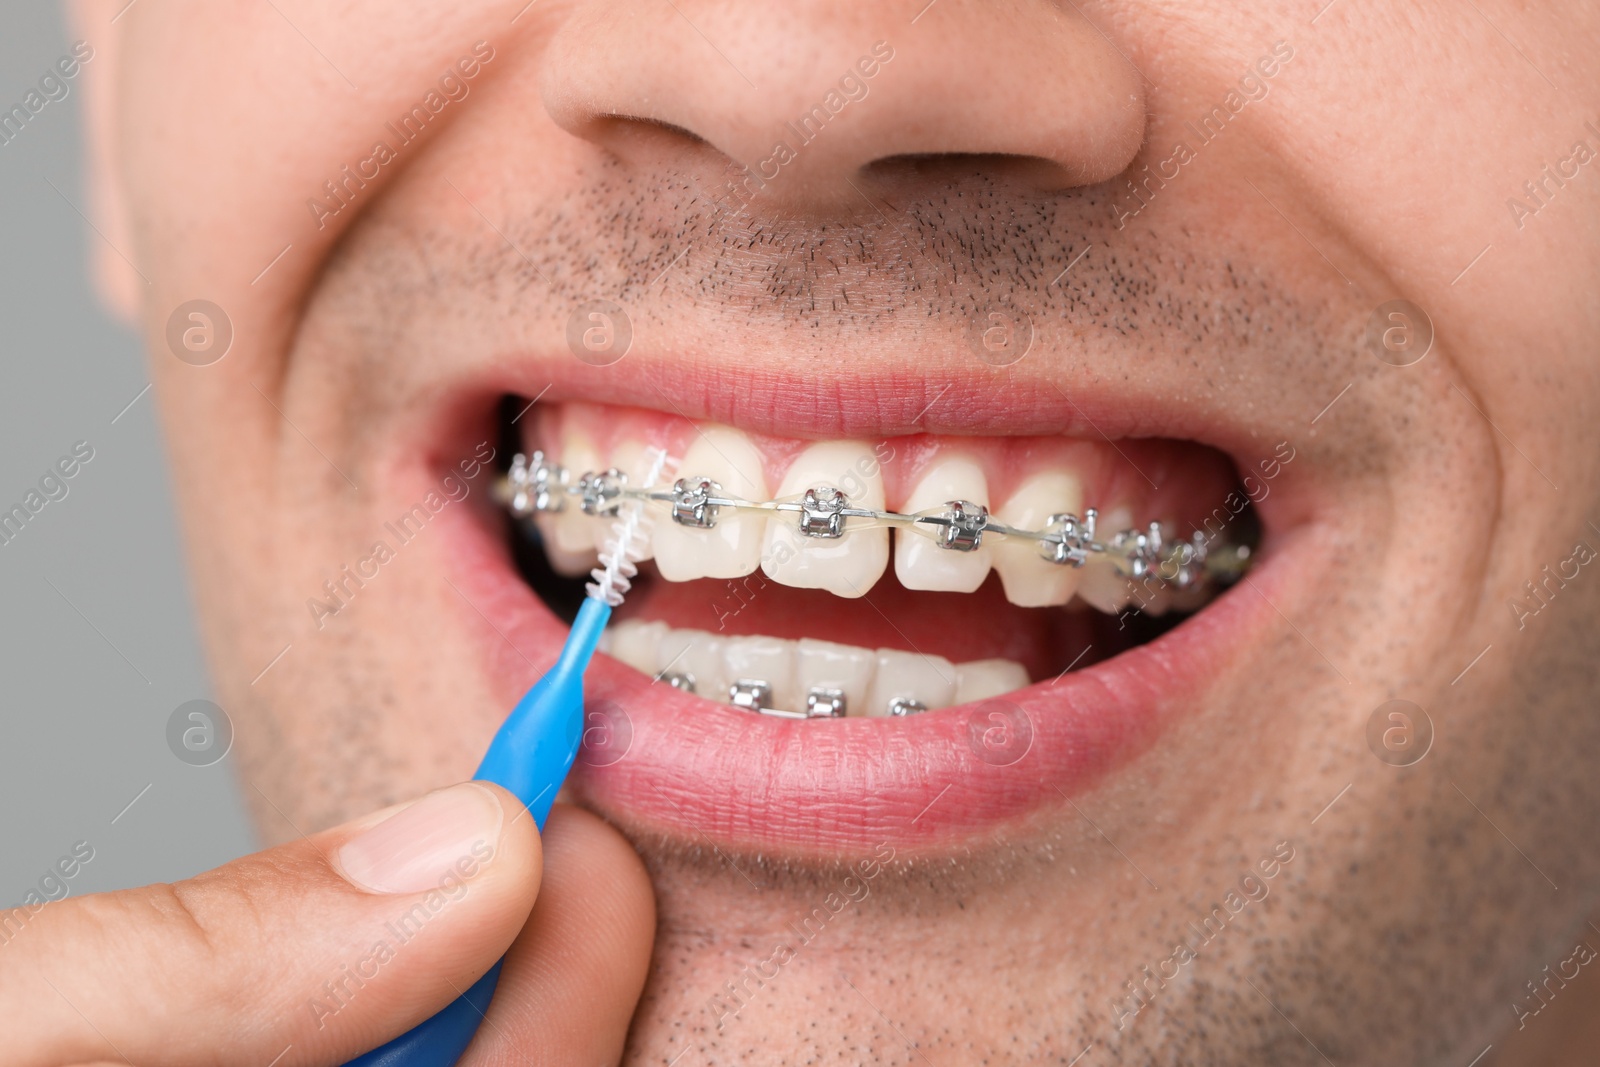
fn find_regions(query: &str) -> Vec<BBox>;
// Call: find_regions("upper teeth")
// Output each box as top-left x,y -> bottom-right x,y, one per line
501,447 -> 1248,604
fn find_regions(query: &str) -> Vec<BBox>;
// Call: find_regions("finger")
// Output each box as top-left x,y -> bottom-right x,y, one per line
463,804 -> 656,1066
3,782 -> 541,1067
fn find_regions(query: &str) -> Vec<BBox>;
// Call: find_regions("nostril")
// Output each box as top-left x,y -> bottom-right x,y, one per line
540,1 -> 1146,196
600,115 -> 708,146
861,152 -> 1086,193
583,114 -> 710,150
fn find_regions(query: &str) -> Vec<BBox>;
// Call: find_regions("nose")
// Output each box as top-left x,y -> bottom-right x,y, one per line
540,0 -> 1146,202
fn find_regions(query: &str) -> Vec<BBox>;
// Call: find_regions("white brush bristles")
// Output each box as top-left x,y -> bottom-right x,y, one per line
587,447 -> 673,607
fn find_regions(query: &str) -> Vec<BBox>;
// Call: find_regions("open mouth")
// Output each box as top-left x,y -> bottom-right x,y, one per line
500,397 -> 1254,716
436,385 -> 1289,856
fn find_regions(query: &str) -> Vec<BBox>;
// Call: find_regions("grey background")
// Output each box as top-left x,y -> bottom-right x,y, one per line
0,4 -> 255,905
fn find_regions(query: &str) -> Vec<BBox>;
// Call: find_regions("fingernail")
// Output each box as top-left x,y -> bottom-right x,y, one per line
333,782 -> 505,895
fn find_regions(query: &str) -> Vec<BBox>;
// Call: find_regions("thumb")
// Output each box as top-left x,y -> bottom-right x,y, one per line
2,781 -> 542,1067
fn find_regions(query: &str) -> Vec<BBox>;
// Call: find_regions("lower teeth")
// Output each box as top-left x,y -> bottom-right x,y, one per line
602,620 -> 1031,718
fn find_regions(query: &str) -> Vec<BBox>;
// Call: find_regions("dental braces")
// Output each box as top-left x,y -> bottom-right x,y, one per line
650,673 -> 897,719
500,449 -> 1254,719
499,450 -> 1253,591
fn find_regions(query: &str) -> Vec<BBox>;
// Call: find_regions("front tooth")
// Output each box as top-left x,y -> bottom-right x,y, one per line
865,648 -> 956,717
593,439 -> 670,562
722,635 -> 797,712
760,441 -> 889,598
893,455 -> 993,593
953,659 -> 1030,704
655,628 -> 726,698
536,433 -> 602,576
607,619 -> 666,674
797,638 -> 877,717
653,426 -> 769,581
992,471 -> 1084,607
1075,505 -> 1135,612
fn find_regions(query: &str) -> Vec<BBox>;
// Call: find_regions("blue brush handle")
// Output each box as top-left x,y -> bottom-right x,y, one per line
345,597 -> 612,1066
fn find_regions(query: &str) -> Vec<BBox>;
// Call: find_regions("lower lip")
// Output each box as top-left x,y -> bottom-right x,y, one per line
441,472 -> 1288,857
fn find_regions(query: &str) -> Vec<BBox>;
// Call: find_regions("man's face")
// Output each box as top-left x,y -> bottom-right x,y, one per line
86,0 -> 1600,1061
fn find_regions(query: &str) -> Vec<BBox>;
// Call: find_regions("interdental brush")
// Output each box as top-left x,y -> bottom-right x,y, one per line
344,447 -> 673,1067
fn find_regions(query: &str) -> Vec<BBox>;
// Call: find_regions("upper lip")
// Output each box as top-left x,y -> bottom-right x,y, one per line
461,348 -> 1281,458
431,348 -> 1311,856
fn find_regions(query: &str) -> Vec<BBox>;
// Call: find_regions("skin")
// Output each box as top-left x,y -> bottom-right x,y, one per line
24,0 -> 1600,1063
